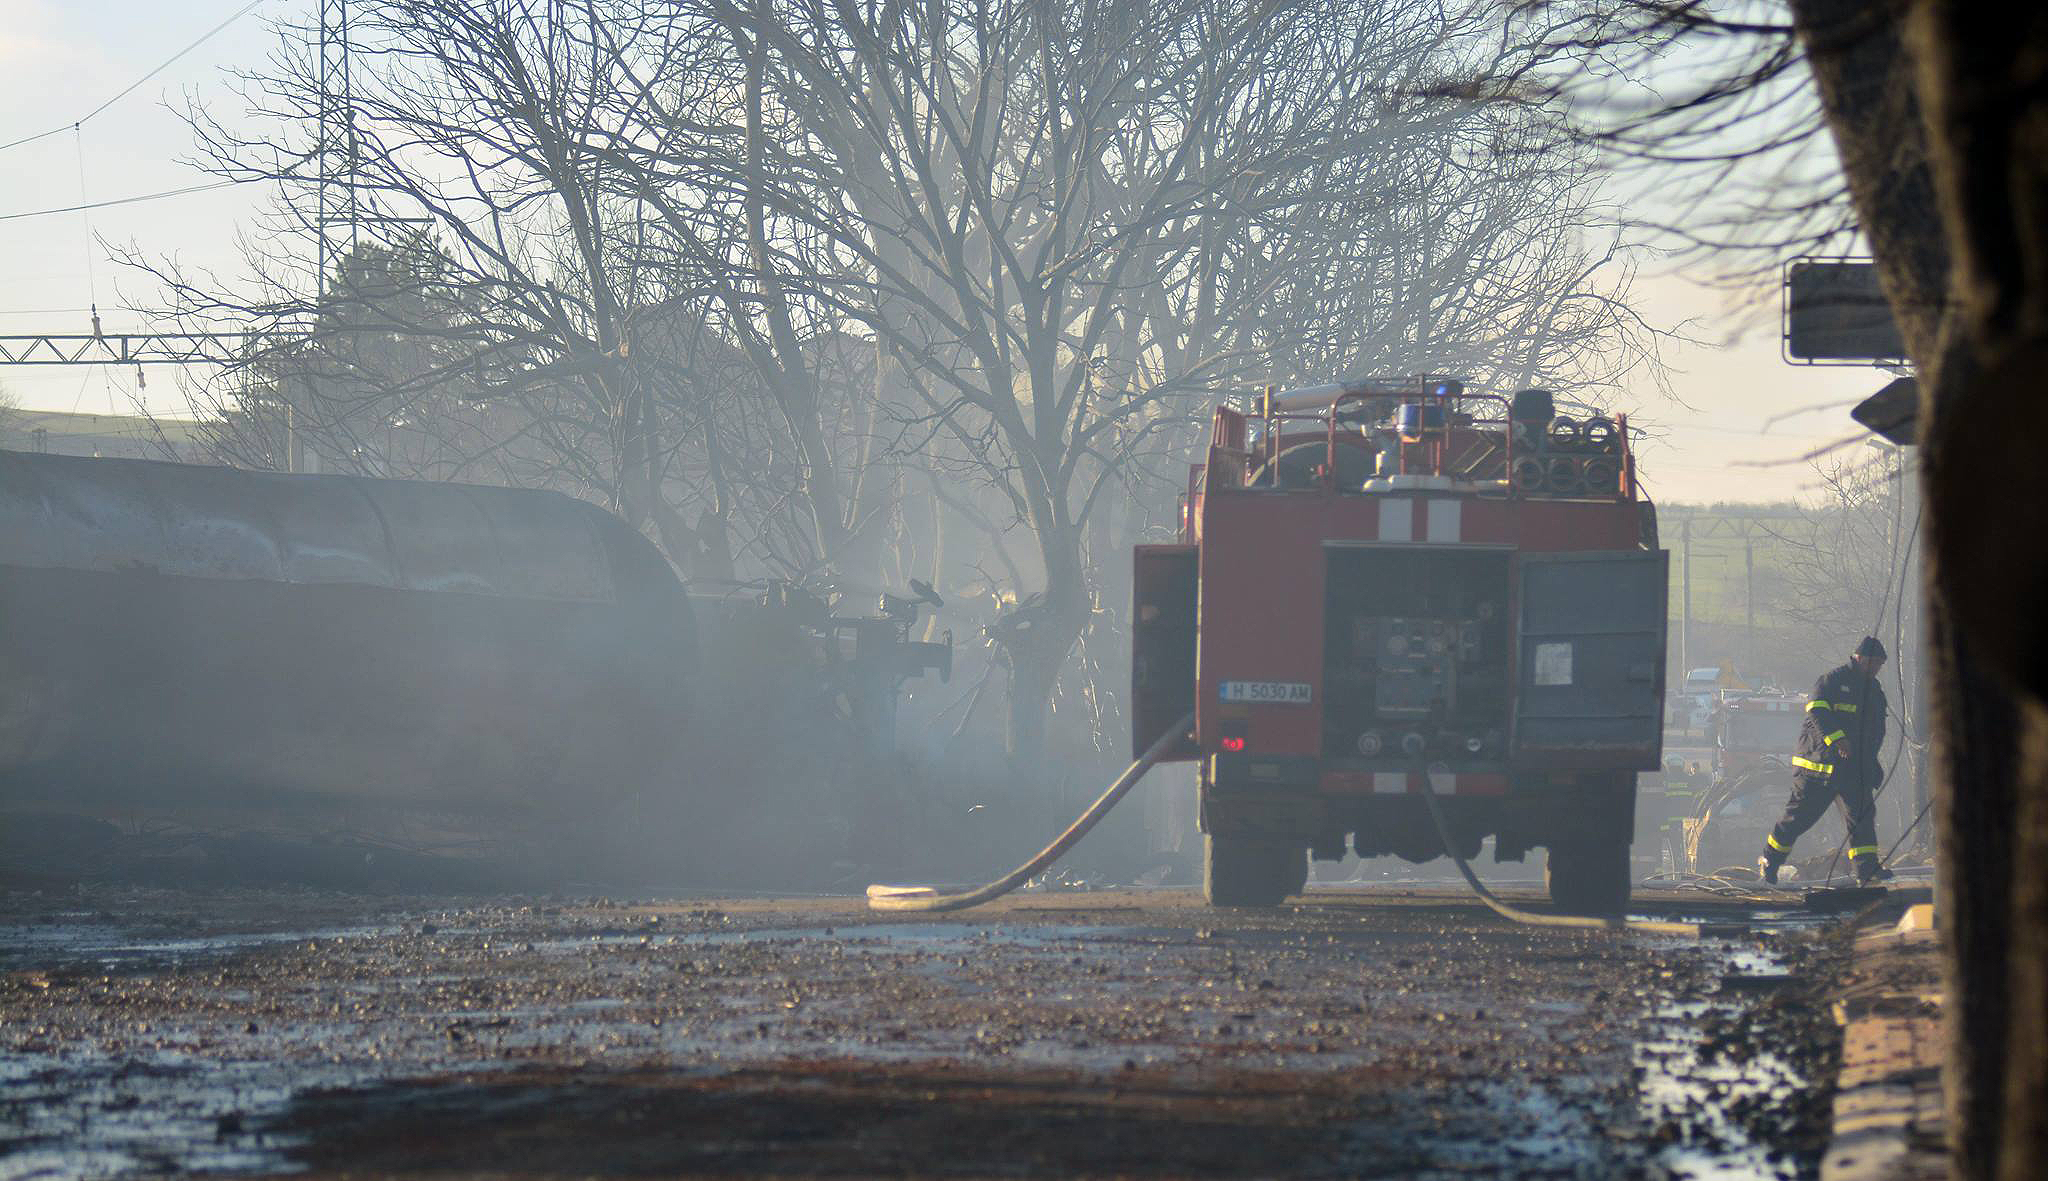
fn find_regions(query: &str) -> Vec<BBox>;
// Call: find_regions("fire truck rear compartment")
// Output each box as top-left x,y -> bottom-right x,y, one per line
1322,546 -> 1511,762
1315,546 -> 1638,870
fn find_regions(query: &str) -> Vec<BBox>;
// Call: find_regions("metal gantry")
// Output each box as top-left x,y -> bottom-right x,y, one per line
1659,505 -> 1818,678
2,6 -> 356,372
0,332 -> 282,366
317,0 -> 360,291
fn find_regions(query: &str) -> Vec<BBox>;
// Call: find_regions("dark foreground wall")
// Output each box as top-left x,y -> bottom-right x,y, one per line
0,450 -> 694,822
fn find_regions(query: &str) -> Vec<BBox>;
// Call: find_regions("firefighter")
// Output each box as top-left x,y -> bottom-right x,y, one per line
1759,636 -> 1894,885
1661,756 -> 1692,870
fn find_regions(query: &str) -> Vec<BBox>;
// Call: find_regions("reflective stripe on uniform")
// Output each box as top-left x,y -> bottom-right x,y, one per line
1792,756 -> 1834,774
1766,833 -> 1790,853
1806,700 -> 1858,713
1807,700 -> 1829,711
1849,845 -> 1879,858
1824,729 -> 1847,745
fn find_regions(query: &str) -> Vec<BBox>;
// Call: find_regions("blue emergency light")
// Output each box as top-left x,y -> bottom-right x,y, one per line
1396,401 -> 1447,442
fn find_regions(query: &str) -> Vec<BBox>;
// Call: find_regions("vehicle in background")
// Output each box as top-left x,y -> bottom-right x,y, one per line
1713,691 -> 1805,782
1658,689 -> 1811,875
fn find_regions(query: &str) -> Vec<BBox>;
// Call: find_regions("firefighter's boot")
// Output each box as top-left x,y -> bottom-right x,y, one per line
1759,842 -> 1788,886
1855,855 -> 1895,885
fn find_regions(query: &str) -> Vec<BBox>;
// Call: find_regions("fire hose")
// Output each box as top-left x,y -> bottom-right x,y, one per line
866,710 -> 1694,936
866,711 -> 1195,913
1415,766 -> 1699,937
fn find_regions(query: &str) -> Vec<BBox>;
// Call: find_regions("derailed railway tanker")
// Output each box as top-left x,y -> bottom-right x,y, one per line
0,450 -> 693,836
1131,381 -> 1667,914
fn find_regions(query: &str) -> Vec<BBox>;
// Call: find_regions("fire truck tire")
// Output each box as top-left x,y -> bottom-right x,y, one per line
1203,836 -> 1306,907
1544,837 -> 1632,917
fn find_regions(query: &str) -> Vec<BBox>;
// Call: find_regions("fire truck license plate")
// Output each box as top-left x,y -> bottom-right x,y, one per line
1219,681 -> 1313,704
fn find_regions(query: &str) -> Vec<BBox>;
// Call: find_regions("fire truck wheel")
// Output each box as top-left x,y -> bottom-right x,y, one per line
1203,835 -> 1306,907
1544,837 -> 1632,917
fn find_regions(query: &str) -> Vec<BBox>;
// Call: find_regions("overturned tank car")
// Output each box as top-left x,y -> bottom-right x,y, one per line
0,450 -> 694,839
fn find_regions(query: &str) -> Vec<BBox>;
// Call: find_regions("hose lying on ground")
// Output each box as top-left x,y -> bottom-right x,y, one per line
1414,766 -> 1700,937
866,710 -> 1195,913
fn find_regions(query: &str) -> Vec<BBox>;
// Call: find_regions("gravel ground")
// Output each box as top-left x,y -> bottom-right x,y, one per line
0,884 -> 1844,1180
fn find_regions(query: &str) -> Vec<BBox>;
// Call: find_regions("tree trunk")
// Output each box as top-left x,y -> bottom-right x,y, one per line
741,6 -> 851,573
1003,520 -> 1091,783
612,371 -> 695,573
1789,3 -> 2048,1176
1005,640 -> 1059,782
1901,9 -> 2048,1178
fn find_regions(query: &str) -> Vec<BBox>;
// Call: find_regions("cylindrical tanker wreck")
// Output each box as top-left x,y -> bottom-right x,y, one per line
0,449 -> 697,849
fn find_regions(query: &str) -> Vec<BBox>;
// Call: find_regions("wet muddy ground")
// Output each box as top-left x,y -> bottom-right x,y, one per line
0,885 -> 1844,1179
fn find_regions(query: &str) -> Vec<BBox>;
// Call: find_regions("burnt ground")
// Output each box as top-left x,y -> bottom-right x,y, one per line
0,885 -> 1845,1180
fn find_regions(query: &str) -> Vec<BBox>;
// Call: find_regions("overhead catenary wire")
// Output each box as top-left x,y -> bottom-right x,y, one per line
0,0 -> 269,155
0,181 -> 239,225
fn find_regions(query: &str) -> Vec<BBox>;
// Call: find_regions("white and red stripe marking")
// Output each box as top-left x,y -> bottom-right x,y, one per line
1373,497 -> 1465,543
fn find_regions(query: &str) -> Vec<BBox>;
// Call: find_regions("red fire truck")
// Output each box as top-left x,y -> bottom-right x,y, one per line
1712,691 -> 1806,783
1131,380 -> 1668,913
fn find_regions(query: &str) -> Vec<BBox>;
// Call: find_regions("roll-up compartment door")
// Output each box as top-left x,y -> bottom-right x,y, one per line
1513,549 -> 1668,768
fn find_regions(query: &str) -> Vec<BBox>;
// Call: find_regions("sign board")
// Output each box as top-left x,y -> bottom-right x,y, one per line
1785,261 -> 1907,362
1852,376 -> 1918,445
1534,642 -> 1574,686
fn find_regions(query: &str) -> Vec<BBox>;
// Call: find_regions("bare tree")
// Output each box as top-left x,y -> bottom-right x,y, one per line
656,0 -> 1663,767
131,0 -> 744,567
133,0 -> 1668,792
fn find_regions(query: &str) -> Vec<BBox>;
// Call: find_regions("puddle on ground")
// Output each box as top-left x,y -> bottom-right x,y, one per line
1400,1080 -> 1609,1176
521,921 -> 1137,956
0,924 -> 394,974
0,1049 -> 317,1181
1,907 -> 1834,1179
1635,942 -> 1811,1180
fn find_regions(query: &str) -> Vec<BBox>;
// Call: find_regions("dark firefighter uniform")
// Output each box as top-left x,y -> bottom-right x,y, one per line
1662,760 -> 1711,872
1661,757 -> 1693,869
1761,638 -> 1891,883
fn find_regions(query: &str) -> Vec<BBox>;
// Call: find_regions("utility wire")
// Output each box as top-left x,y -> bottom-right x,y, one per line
75,127 -> 97,316
0,0 -> 268,155
1886,800 -> 1932,863
0,180 -> 238,224
1819,493 -> 1922,882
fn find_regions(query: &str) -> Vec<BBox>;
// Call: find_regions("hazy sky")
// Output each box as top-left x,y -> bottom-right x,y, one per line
0,0 -> 1889,505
